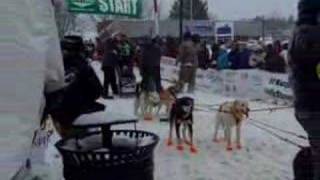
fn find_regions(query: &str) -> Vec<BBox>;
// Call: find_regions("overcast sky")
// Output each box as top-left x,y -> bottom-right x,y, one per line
158,0 -> 299,20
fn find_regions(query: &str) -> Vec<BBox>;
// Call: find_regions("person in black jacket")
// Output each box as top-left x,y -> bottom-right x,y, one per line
264,44 -> 286,73
102,39 -> 119,99
290,1 -> 320,179
140,37 -> 162,92
228,42 -> 240,69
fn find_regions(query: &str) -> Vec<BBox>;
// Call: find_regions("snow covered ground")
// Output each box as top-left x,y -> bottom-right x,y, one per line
46,61 -> 308,180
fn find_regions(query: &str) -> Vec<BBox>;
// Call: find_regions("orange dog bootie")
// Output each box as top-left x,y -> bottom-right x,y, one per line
226,144 -> 233,151
177,144 -> 184,151
190,145 -> 198,154
236,144 -> 242,150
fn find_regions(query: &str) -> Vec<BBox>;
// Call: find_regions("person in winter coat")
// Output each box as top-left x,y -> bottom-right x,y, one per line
119,36 -> 134,77
249,46 -> 266,69
102,39 -> 119,99
0,0 -> 65,179
95,37 -> 104,61
177,33 -> 199,93
280,42 -> 289,71
198,42 -> 210,70
140,37 -> 162,92
210,43 -> 221,69
237,46 -> 252,69
274,40 -> 282,55
228,42 -> 241,69
217,47 -> 230,70
165,36 -> 179,58
264,44 -> 286,73
290,1 -> 320,179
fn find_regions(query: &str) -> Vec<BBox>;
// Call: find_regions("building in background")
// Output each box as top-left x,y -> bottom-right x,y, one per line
96,19 -> 292,42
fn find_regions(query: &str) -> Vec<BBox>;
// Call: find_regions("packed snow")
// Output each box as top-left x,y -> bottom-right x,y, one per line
44,61 -> 308,180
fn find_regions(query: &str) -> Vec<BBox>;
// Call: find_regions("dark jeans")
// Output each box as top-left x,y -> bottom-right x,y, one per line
103,67 -> 118,96
141,66 -> 161,92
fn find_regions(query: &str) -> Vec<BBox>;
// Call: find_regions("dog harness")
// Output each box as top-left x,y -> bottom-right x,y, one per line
218,102 -> 243,125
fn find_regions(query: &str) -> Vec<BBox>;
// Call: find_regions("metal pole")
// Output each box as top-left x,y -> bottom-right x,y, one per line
190,0 -> 193,21
179,0 -> 184,43
262,16 -> 265,41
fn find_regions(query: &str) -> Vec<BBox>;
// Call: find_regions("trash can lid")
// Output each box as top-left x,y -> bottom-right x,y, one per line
73,111 -> 137,127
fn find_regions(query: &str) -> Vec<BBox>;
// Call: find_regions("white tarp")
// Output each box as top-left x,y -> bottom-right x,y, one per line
0,0 -> 64,179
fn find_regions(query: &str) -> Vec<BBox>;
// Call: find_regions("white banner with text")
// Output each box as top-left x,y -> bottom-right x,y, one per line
160,56 -> 293,102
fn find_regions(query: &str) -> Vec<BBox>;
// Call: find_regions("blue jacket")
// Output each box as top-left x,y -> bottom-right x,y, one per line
238,49 -> 252,69
229,49 -> 252,69
228,50 -> 240,69
217,50 -> 230,70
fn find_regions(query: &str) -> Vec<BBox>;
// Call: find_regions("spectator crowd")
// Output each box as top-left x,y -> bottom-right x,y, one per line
161,36 -> 289,74
87,32 -> 290,97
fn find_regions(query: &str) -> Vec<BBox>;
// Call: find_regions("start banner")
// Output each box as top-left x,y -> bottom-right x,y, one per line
68,0 -> 142,18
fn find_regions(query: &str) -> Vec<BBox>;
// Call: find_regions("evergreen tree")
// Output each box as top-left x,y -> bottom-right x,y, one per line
169,0 -> 209,20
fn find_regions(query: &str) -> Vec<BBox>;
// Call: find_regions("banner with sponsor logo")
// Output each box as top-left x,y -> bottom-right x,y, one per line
264,73 -> 293,102
68,0 -> 142,18
214,22 -> 234,43
160,56 -> 293,103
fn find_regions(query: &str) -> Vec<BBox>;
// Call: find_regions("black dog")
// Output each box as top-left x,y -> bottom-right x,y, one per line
167,97 -> 197,153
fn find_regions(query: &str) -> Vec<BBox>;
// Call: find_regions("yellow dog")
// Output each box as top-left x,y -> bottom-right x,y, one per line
213,100 -> 250,151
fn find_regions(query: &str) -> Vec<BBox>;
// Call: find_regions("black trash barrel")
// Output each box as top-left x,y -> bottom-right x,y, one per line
56,130 -> 159,180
